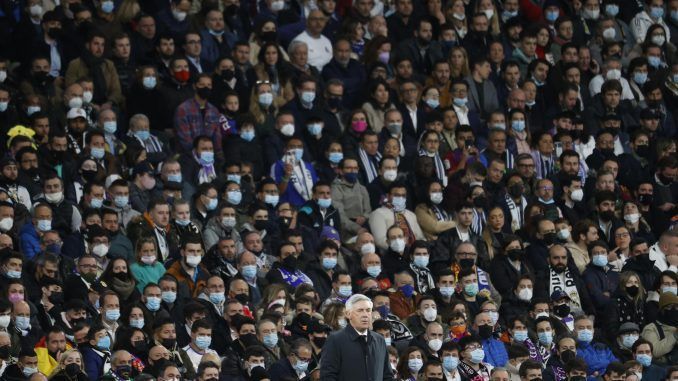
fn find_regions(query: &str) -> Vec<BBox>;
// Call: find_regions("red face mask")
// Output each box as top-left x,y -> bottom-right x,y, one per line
174,69 -> 190,83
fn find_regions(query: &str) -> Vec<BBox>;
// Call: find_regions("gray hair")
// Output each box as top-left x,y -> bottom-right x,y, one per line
129,113 -> 150,130
345,294 -> 373,312
288,40 -> 308,56
111,350 -> 131,364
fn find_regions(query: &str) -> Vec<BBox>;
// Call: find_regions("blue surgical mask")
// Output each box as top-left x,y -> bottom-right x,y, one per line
264,194 -> 279,207
97,335 -> 111,350
114,195 -> 129,208
366,265 -> 381,277
648,55 -> 661,68
103,121 -> 117,134
143,76 -> 157,89
241,130 -> 255,142
161,291 -> 177,304
307,123 -> 322,135
413,255 -> 429,268
328,152 -> 343,164
453,97 -> 467,107
577,329 -> 594,343
443,355 -> 459,371
5,270 -> 21,279
650,6 -> 664,19
90,198 -> 103,208
621,334 -> 639,349
425,98 -> 440,108
101,0 -> 114,13
470,348 -> 485,363
209,292 -> 225,304
200,151 -> 215,164
317,198 -> 332,208
439,286 -> 455,297
538,331 -> 553,345
226,174 -> 241,184
15,316 -> 30,330
242,264 -> 257,279
605,4 -> 619,16
27,106 -> 41,115
636,353 -> 652,367
408,358 -> 423,373
634,72 -> 648,85
338,285 -> 352,298
322,257 -> 337,270
105,309 -> 120,322
292,148 -> 304,162
592,255 -> 608,267
545,9 -> 559,22
301,91 -> 315,103
227,190 -> 242,205
258,92 -> 273,107
134,130 -> 150,141
464,283 -> 479,296
263,332 -> 278,348
146,296 -> 161,311
513,330 -> 529,342
167,173 -> 182,182
391,196 -> 406,212
91,147 -> 105,159
130,318 -> 145,329
512,120 -> 526,132
205,197 -> 218,211
195,335 -> 212,350
175,218 -> 190,227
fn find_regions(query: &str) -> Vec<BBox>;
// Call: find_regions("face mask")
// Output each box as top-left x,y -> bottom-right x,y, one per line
360,242 -> 376,255
0,101 -> 8,113
327,152 -> 343,164
387,123 -> 402,137
602,27 -> 616,40
426,98 -> 440,109
271,0 -> 285,11
413,255 -> 429,268
114,195 -> 129,208
23,366 -> 38,377
429,192 -> 443,205
301,91 -> 316,103
545,9 -> 559,22
194,335 -> 212,350
569,188 -> 584,202
37,219 -> 52,232
0,217 -> 13,232
592,254 -> 608,267
5,269 -> 21,279
582,8 -> 600,19
0,316 -> 9,328
389,238 -> 406,253
337,284 -> 352,298
366,265 -> 381,277
624,213 -> 641,224
241,130 -> 256,142
538,331 -> 553,345
577,329 -> 593,343
518,288 -> 533,301
186,255 -> 202,267
134,130 -> 150,141
391,196 -> 406,212
636,353 -> 652,367
621,334 -> 639,348
101,120 -> 117,134
130,318 -> 145,329
81,91 -> 93,105
172,9 -> 187,21
307,123 -> 323,136
512,120 -> 526,132
606,69 -> 622,80
142,76 -> 157,89
606,4 -> 619,16
352,120 -> 368,133
91,147 -> 105,159
105,309 -> 120,322
488,311 -> 499,326
317,198 -> 332,209
513,330 -> 529,342
408,358 -> 424,373
648,56 -> 661,68
264,194 -> 279,207
225,190 -> 242,205
383,169 -> 398,182
200,151 -> 215,164
69,96 -> 83,109
256,331 -> 278,349
27,105 -> 41,115
661,285 -> 677,295
294,359 -> 309,373
146,296 -> 161,311
428,338 -> 443,351
651,35 -> 666,46
464,283 -> 479,296
159,291 -> 177,304
470,348 -> 485,363
423,307 -> 437,322
650,6 -> 664,19
241,264 -> 257,279
438,286 -> 454,298
280,123 -> 295,137
557,229 -> 570,241
554,304 -> 570,317
141,255 -> 156,265
453,97 -> 468,107
92,243 -> 109,257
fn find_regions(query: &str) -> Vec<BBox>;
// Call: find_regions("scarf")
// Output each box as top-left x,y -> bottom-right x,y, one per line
290,161 -> 314,201
409,263 -> 435,294
504,194 -> 526,232
359,147 -> 381,183
471,208 -> 486,235
458,361 -> 487,381
419,149 -> 447,186
81,51 -> 108,104
431,204 -> 451,222
111,277 -> 136,300
548,267 -> 582,312
192,151 -> 216,184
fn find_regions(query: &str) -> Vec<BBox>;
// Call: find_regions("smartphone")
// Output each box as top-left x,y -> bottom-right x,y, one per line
555,142 -> 563,157
465,139 -> 474,149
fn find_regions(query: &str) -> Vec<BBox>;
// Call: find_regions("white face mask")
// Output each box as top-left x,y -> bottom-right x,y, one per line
0,217 -> 13,232
360,242 -> 376,255
570,188 -> 584,202
0,315 -> 10,328
383,169 -> 397,182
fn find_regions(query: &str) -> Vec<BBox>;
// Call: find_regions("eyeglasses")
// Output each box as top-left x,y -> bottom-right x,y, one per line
256,80 -> 271,85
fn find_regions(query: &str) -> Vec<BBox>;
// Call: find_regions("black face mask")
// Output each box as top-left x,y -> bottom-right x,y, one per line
225,4 -> 239,15
133,340 -> 148,354
196,87 -> 211,99
554,304 -> 570,318
254,219 -> 268,231
560,349 -> 576,363
33,71 -> 49,83
638,194 -> 653,206
507,249 -> 524,261
234,293 -> 250,304
478,324 -> 494,339
65,363 -> 80,377
81,169 -> 98,182
161,338 -> 176,349
599,210 -> 615,222
626,285 -> 639,297
313,336 -> 327,348
473,196 -> 487,208
50,149 -> 65,161
542,232 -> 557,246
658,173 -> 673,185
327,97 -> 342,109
0,345 -> 9,359
600,148 -> 615,157
113,271 -> 128,280
570,129 -> 582,140
221,69 -> 235,81
459,258 -> 475,269
635,145 -> 650,158
260,31 -> 278,43
48,291 -> 64,304
508,184 -> 524,198
283,255 -> 298,269
661,309 -> 678,326
47,27 -> 63,39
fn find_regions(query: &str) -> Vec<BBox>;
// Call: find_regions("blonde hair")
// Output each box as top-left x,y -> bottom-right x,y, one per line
619,271 -> 645,304
49,349 -> 83,379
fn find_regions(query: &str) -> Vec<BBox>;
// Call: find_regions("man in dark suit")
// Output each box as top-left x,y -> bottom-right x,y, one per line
466,57 -> 500,122
320,294 -> 394,381
396,19 -> 443,76
269,338 -> 314,381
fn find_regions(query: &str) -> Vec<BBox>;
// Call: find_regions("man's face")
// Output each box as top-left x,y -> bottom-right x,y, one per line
488,161 -> 506,183
88,36 -> 106,57
113,37 -> 131,59
548,247 -> 568,268
504,66 -> 520,86
47,332 -> 67,354
334,40 -> 351,64
433,63 -> 450,84
347,300 -> 372,330
307,11 -> 327,35
184,34 -> 201,57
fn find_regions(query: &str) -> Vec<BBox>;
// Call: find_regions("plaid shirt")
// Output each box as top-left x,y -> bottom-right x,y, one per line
174,97 -> 222,152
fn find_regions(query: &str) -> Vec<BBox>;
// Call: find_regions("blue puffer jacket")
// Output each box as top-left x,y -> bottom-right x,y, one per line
19,222 -> 41,260
576,341 -> 618,377
482,337 -> 508,367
